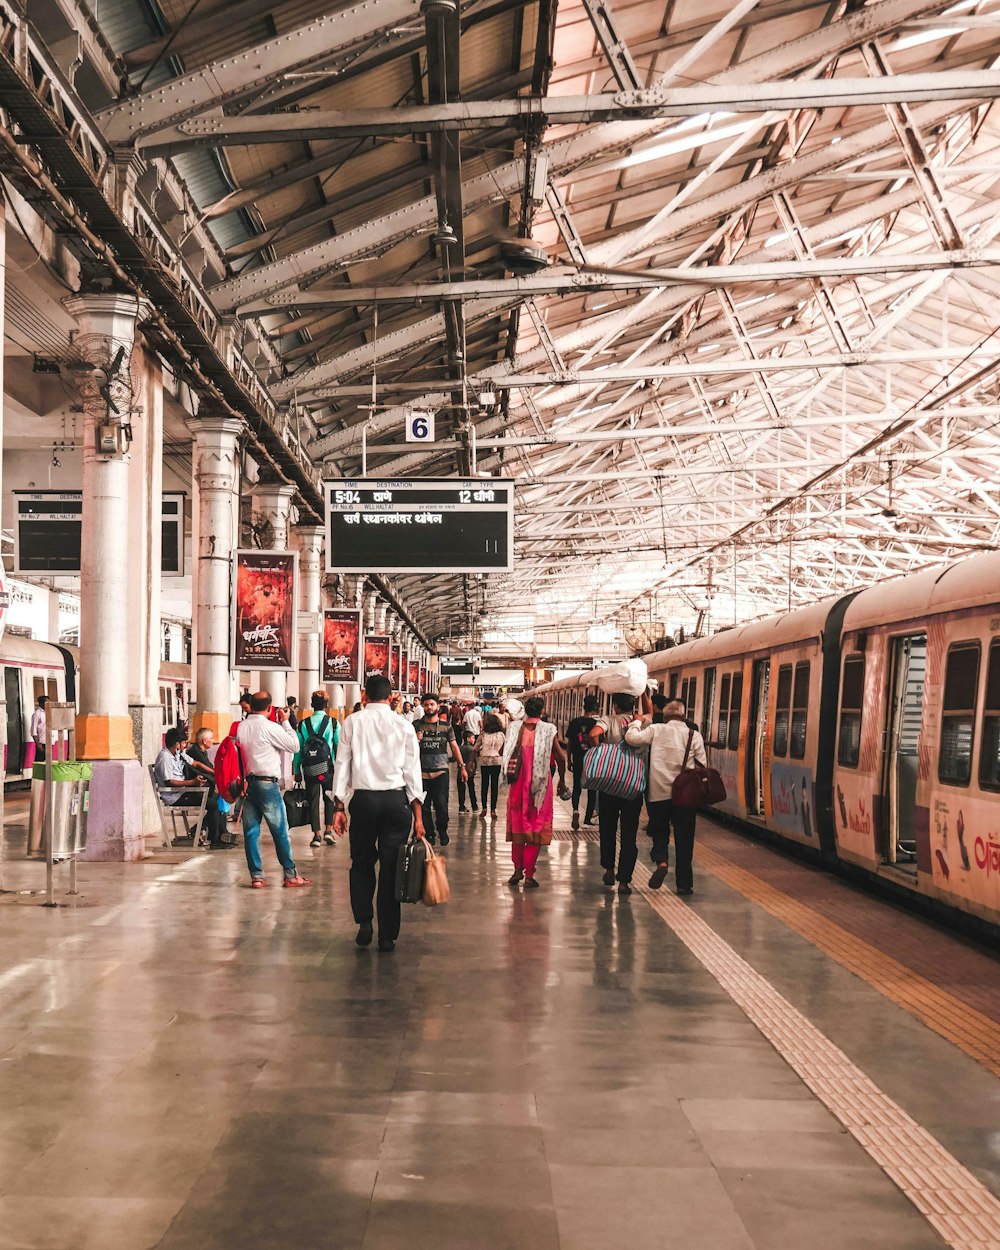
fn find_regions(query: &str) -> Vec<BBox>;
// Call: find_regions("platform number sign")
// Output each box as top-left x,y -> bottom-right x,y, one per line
405,410 -> 435,443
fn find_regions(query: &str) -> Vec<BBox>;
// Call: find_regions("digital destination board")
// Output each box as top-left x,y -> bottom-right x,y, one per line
325,478 -> 513,574
14,491 -> 185,575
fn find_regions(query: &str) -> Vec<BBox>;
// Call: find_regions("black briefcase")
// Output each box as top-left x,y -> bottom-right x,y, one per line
283,786 -> 311,828
394,837 -> 427,904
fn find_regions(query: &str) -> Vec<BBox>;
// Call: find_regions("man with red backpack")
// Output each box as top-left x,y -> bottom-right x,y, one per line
229,691 -> 312,889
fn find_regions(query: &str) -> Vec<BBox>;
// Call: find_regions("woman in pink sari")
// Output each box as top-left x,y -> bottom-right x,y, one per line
501,696 -> 567,889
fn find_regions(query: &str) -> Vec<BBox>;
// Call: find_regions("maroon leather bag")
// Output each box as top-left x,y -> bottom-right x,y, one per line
671,729 -> 727,809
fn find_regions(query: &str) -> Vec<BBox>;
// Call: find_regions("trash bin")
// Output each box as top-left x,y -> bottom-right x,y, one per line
27,761 -> 91,859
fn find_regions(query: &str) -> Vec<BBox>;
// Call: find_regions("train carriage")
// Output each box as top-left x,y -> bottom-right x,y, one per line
532,549 -> 1000,933
832,552 -> 1000,926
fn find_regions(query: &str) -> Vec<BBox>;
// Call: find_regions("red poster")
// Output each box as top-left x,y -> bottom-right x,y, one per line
391,643 -> 402,690
232,550 -> 296,670
323,609 -> 362,683
408,659 -> 420,693
364,634 -> 391,679
419,666 -> 427,693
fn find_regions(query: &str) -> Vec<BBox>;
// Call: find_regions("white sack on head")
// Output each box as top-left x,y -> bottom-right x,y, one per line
594,658 -> 649,697
504,697 -> 524,720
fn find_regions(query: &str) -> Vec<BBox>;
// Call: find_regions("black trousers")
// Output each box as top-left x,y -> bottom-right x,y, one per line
457,769 -> 478,809
598,791 -> 643,884
570,758 -> 597,822
305,776 -> 334,833
348,789 -> 412,940
480,765 -> 500,810
647,799 -> 696,891
170,791 -> 221,846
422,772 -> 450,841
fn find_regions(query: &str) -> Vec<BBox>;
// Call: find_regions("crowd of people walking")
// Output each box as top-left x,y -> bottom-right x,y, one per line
155,681 -> 706,950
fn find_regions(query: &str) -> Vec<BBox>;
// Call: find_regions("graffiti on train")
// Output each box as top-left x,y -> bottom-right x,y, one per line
769,762 -> 816,840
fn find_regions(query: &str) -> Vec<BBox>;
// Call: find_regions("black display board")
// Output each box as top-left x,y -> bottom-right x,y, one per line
440,656 -> 479,678
325,479 -> 513,573
14,491 -> 185,575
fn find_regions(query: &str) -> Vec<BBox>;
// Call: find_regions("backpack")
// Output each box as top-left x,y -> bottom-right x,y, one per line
300,716 -> 333,781
214,735 -> 247,802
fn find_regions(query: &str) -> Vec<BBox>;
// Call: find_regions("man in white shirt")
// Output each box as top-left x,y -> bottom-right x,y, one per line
30,696 -> 48,762
626,697 -> 707,895
332,673 -> 425,952
236,691 -> 312,889
462,703 -> 483,737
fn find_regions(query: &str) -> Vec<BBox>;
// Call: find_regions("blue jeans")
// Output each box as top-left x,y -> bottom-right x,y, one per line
241,779 -> 297,880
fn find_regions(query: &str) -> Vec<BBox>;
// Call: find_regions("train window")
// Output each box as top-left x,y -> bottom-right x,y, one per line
727,672 -> 744,751
790,662 -> 810,759
717,674 -> 731,747
980,643 -> 1000,790
669,672 -> 679,699
773,665 -> 793,758
687,677 -> 697,721
702,668 -> 716,741
939,643 -> 980,786
46,678 -> 58,702
32,676 -> 45,704
837,656 -> 865,767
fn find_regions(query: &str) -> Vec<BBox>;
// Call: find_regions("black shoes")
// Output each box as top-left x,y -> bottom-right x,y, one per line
618,883 -> 632,896
508,869 -> 524,887
524,877 -> 539,889
310,835 -> 322,848
649,865 -> 669,890
458,807 -> 467,813
676,887 -> 694,896
356,922 -> 374,947
602,868 -> 615,886
439,833 -> 450,847
378,938 -> 396,953
571,812 -> 580,830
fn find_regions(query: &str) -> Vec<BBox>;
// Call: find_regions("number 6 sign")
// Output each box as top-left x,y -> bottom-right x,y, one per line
405,410 -> 435,443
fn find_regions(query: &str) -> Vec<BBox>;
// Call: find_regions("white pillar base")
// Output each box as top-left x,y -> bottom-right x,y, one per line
81,759 -> 146,862
130,702 -> 164,838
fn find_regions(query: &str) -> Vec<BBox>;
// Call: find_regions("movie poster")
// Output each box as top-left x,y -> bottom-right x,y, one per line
419,666 -> 427,694
322,609 -> 362,683
364,634 -> 391,679
408,658 -> 420,693
232,550 -> 297,670
391,642 -> 402,690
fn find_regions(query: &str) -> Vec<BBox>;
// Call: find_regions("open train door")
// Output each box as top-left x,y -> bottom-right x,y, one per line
746,659 -> 770,816
881,634 -> 927,873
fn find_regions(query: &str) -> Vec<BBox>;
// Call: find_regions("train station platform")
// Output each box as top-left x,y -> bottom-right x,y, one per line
0,792 -> 998,1250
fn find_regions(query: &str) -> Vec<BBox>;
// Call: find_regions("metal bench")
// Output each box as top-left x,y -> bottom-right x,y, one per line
147,765 -> 210,849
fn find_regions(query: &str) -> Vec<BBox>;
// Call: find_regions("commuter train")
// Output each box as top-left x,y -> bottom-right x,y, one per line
2,635 -> 193,783
535,550 -> 1000,932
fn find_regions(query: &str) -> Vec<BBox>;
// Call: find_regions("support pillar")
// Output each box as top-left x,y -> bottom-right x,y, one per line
64,292 -> 145,860
250,477 -> 297,708
128,342 -> 164,839
189,414 -> 245,740
294,524 -> 324,707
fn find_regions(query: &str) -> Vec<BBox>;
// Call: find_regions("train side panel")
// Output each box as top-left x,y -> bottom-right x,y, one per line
832,606 -> 1000,925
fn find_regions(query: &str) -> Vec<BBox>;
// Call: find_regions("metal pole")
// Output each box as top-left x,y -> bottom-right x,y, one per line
44,723 -> 54,907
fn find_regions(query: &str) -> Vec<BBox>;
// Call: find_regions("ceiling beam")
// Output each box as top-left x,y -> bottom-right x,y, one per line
303,349 -> 1000,400
96,0 -> 426,144
241,249 -> 1000,314
209,0 -> 961,311
137,73 -> 1000,149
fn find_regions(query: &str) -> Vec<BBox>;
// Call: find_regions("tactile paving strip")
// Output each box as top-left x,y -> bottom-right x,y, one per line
695,840 -> 1000,1079
552,829 -> 1000,1250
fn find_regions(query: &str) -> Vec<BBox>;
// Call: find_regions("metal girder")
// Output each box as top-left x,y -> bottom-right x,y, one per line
238,249 -> 1000,313
271,297 -> 515,400
96,0 -> 425,144
545,183 -> 590,264
209,0 -> 962,311
578,0 -> 642,91
306,350 -> 1000,399
223,94 -> 963,316
136,73 -> 1000,149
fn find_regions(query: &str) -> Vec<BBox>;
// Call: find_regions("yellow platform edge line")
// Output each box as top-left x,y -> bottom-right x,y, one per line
695,843 -> 1000,1080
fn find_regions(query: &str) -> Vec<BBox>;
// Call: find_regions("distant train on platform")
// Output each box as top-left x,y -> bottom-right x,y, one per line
2,635 -> 193,783
534,550 -> 1000,932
